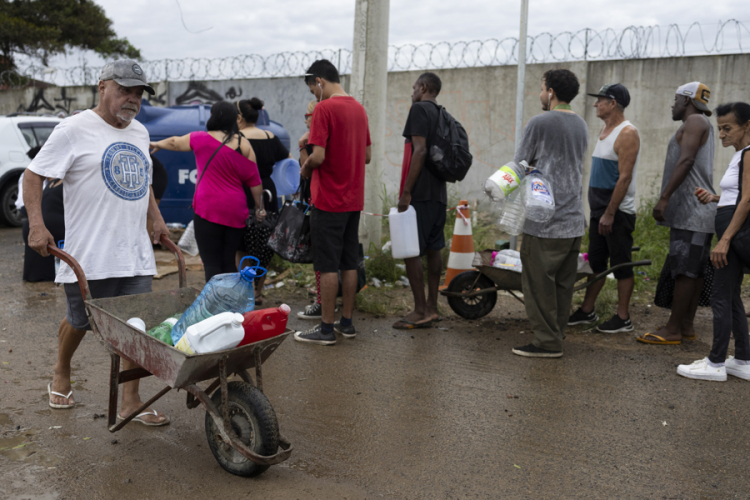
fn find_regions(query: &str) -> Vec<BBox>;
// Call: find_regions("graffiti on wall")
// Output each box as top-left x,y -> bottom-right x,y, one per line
173,81 -> 244,105
15,86 -> 101,115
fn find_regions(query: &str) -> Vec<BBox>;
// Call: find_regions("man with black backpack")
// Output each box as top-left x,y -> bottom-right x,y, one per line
393,72 -> 447,329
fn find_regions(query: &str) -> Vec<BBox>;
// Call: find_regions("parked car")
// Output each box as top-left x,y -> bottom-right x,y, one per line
0,114 -> 62,226
137,100 -> 297,225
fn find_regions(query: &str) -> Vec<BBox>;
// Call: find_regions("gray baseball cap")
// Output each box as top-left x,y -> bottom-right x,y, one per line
99,59 -> 155,95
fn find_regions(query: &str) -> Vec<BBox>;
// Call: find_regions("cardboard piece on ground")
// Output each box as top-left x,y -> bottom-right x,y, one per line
153,250 -> 204,279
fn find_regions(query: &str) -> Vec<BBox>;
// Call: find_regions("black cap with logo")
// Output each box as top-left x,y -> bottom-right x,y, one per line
587,83 -> 630,108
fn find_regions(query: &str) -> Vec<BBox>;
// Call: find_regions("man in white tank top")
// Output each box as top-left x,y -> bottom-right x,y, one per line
568,84 -> 641,333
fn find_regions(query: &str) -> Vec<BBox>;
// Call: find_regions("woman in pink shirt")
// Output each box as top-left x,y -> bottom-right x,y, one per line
151,101 -> 263,281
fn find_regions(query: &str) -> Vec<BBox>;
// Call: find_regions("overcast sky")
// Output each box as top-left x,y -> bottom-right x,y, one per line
41,0 -> 749,67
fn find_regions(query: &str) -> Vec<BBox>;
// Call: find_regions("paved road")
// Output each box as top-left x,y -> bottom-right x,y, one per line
1,227 -> 749,499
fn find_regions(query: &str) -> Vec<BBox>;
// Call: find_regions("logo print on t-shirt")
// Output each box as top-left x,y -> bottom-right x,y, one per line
101,142 -> 150,200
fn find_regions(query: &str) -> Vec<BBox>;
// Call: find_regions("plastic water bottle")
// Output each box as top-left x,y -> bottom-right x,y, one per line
388,206 -> 420,259
54,240 -> 64,276
170,256 -> 266,345
126,317 -> 146,332
239,304 -> 291,346
174,312 -> 245,355
484,160 -> 527,201
497,183 -> 526,236
524,170 -> 555,223
147,315 -> 180,346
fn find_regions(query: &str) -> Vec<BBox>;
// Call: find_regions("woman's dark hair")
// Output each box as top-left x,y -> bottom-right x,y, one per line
715,102 -> 750,126
237,97 -> 263,124
206,101 -> 239,137
543,69 -> 580,104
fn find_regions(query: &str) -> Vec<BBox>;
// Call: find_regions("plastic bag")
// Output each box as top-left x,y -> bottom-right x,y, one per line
178,220 -> 199,256
267,200 -> 313,263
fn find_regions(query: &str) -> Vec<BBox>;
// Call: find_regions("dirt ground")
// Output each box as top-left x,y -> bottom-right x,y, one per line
2,226 -> 750,500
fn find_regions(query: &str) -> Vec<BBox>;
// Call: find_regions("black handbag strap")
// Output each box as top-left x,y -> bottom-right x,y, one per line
737,146 -> 750,202
196,133 -> 235,189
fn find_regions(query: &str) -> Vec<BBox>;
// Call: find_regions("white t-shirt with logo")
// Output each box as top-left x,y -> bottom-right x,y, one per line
28,110 -> 156,283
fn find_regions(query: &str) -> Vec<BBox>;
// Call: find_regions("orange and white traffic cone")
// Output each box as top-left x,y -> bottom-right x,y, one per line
442,200 -> 475,289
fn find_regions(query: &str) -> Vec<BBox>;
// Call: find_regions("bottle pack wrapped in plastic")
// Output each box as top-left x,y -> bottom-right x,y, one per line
524,170 -> 555,223
484,160 -> 528,201
170,256 -> 266,345
492,249 -> 523,273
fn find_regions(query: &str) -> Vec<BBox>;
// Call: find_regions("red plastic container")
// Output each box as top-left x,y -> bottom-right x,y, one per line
238,304 -> 291,346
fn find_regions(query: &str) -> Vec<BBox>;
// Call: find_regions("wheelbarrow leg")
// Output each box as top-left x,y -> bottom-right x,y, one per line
254,348 -> 263,394
107,352 -> 120,429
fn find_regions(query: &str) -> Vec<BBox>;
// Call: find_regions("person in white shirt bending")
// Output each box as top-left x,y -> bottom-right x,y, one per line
24,60 -> 171,426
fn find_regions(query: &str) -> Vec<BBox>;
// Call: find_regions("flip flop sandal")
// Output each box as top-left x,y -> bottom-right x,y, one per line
117,410 -> 170,427
392,319 -> 434,330
636,333 -> 681,345
48,382 -> 75,409
682,334 -> 697,341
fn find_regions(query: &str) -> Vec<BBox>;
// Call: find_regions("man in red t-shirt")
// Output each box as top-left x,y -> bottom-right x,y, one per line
295,59 -> 371,346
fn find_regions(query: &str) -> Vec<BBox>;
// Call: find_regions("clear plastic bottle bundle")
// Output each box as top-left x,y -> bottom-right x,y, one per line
524,169 -> 555,223
496,184 -> 526,236
170,256 -> 266,345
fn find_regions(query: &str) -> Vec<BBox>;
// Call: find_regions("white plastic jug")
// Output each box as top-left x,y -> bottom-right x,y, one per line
174,312 -> 245,355
389,206 -> 420,259
484,160 -> 528,201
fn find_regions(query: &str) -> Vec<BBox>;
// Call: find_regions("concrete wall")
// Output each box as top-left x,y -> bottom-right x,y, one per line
4,54 -> 749,213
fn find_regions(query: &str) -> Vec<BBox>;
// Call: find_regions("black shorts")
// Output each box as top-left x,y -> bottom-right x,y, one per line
587,210 -> 636,279
412,200 -> 447,257
669,228 -> 713,279
311,209 -> 360,273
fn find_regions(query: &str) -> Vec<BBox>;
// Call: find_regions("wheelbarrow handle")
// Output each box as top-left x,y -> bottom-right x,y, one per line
159,234 -> 187,289
46,234 -> 187,302
46,244 -> 91,302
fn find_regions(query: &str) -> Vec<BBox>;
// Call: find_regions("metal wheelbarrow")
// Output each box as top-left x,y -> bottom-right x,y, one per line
48,235 -> 293,477
440,248 -> 651,320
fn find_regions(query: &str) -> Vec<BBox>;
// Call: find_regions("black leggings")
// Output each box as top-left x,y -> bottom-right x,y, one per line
709,206 -> 750,363
193,214 -> 244,282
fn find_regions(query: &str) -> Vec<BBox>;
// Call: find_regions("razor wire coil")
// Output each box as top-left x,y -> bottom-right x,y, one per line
2,20 -> 748,89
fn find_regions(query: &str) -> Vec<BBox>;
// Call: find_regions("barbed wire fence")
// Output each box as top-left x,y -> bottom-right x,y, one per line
2,19 -> 748,89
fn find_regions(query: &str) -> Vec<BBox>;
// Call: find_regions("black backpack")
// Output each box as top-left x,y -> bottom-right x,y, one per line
425,101 -> 473,183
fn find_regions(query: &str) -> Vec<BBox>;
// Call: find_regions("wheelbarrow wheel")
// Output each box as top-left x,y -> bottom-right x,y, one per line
205,381 -> 280,477
447,271 -> 497,320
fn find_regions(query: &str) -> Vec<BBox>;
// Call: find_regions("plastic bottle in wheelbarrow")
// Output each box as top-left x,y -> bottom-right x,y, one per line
238,304 -> 291,346
175,312 -> 245,354
170,256 -> 267,345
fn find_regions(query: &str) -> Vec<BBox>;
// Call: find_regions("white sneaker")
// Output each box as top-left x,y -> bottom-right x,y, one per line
725,356 -> 750,380
677,358 -> 727,381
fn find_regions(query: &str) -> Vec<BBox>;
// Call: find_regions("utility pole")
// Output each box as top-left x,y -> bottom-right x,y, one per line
510,0 -> 529,251
350,0 -> 390,251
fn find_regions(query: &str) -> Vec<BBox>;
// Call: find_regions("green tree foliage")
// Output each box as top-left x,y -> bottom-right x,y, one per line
0,0 -> 141,72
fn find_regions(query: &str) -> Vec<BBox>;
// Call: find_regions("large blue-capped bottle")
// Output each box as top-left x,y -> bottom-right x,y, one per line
170,257 -> 266,346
